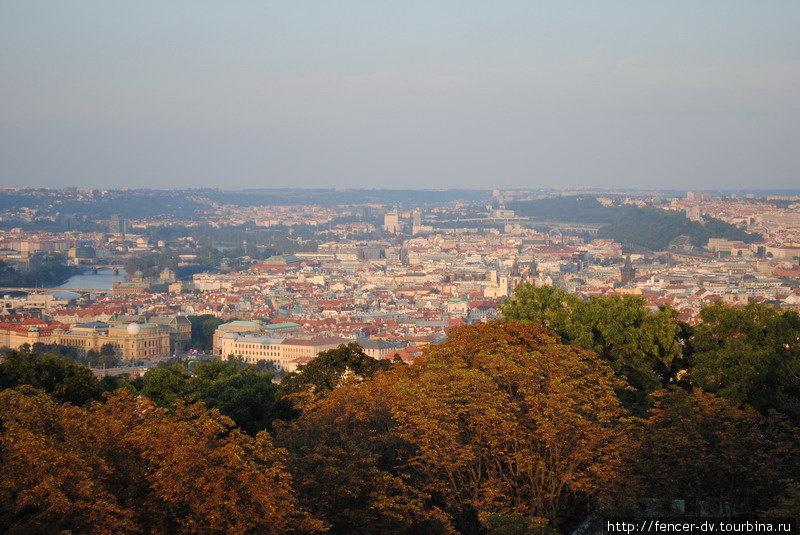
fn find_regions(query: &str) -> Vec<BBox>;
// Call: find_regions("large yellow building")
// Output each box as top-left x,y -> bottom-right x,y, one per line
213,321 -> 347,372
0,320 -> 170,361
0,318 -> 64,349
54,322 -> 170,361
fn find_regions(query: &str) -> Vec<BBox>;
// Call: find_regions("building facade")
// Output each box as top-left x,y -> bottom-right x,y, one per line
214,322 -> 348,372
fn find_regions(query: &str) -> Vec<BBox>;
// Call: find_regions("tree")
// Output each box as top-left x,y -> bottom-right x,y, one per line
766,482 -> 800,524
278,371 -> 455,535
280,322 -> 631,533
393,321 -> 631,530
99,374 -> 134,394
280,342 -> 393,399
187,314 -> 224,350
0,387 -> 136,534
97,343 -> 121,367
137,364 -> 190,406
691,302 -> 800,421
501,283 -> 683,411
500,284 -> 581,331
190,360 -> 295,434
620,388 -> 798,516
0,350 -> 101,405
0,387 -> 323,534
86,349 -> 101,367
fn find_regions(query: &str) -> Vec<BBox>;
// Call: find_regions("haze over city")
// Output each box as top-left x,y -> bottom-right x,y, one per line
3,4 -> 800,534
2,1 -> 799,190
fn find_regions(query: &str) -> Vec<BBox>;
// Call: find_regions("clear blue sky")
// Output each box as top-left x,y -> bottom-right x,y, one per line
1,1 -> 798,190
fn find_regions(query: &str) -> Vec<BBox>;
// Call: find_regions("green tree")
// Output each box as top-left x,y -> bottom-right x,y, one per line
280,342 -> 393,399
0,350 -> 101,405
137,364 -> 190,406
500,284 -> 581,332
187,314 -> 224,350
501,283 -> 683,411
190,360 -> 295,434
99,374 -> 134,394
86,349 -> 101,367
691,302 -> 800,420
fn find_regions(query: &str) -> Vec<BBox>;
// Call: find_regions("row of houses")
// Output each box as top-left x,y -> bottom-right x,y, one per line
0,315 -> 191,361
213,320 -> 403,373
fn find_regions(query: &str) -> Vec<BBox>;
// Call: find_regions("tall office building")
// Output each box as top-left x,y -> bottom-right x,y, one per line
109,214 -> 126,235
383,210 -> 400,233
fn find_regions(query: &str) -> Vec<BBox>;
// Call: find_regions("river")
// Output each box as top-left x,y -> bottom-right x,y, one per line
54,268 -> 128,292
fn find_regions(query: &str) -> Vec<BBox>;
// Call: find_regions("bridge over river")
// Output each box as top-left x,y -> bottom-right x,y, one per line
0,287 -> 104,296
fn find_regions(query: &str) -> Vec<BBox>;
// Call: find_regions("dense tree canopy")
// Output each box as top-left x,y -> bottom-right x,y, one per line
0,254 -> 79,287
506,197 -> 760,250
691,302 -> 800,421
3,304 -> 800,533
278,372 -> 452,535
187,314 -> 225,350
281,322 -> 631,533
190,359 -> 294,434
501,283 -> 684,411
620,388 -> 798,517
0,387 -> 322,535
0,350 -> 101,405
136,364 -> 191,406
280,342 -> 394,399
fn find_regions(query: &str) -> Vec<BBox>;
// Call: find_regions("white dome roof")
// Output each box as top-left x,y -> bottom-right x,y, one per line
127,322 -> 141,335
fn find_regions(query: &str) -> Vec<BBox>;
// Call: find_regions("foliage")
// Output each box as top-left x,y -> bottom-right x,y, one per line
187,314 -> 225,350
395,321 -> 631,530
507,197 -> 616,224
0,350 -> 101,405
190,359 -> 295,434
278,371 -> 453,535
0,254 -> 79,287
125,359 -> 293,433
30,342 -> 80,361
136,364 -> 191,406
3,312 -> 800,532
507,197 -> 760,250
480,512 -> 554,535
501,283 -> 684,411
0,387 -> 322,534
281,322 -> 631,533
619,388 -> 798,516
598,208 -> 759,250
766,481 -> 800,524
691,302 -> 800,421
280,342 -> 394,398
26,341 -> 120,369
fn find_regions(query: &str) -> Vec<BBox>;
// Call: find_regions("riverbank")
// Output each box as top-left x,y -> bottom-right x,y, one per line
0,262 -> 82,288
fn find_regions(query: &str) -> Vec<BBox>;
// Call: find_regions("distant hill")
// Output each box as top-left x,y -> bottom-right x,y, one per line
597,207 -> 760,251
508,197 -> 761,251
207,189 -> 492,207
507,196 -> 615,223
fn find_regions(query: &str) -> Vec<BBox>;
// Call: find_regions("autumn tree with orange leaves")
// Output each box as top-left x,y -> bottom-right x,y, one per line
0,387 -> 323,535
281,321 -> 631,534
395,321 -> 632,530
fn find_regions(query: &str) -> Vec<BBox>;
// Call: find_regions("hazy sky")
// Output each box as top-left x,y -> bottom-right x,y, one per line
1,1 -> 799,190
